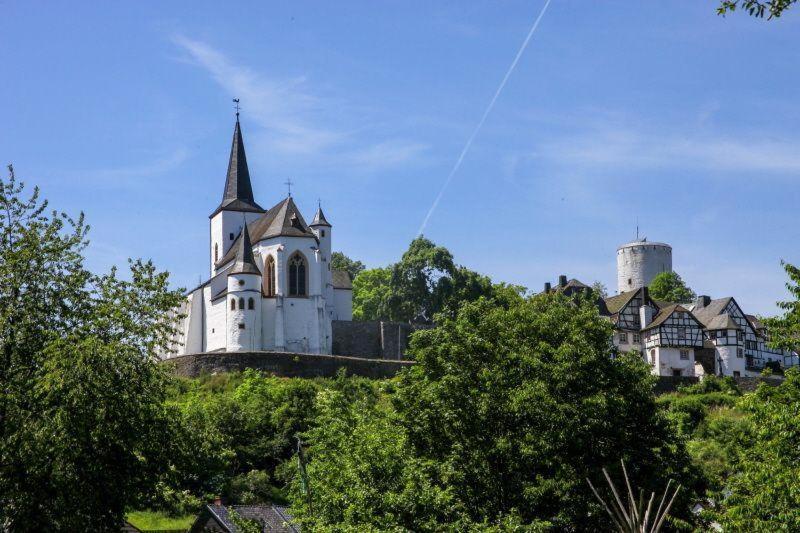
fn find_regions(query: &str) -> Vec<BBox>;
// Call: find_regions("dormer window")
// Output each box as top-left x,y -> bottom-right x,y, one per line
290,214 -> 303,230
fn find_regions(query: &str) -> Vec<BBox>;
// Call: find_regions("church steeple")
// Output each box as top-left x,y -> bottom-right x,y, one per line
310,205 -> 331,227
228,222 -> 261,276
210,117 -> 264,218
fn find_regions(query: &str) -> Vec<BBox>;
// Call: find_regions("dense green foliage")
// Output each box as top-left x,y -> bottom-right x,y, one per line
352,266 -> 392,321
764,261 -> 800,352
288,292 -> 699,530
658,377 -> 751,502
352,236 -> 525,323
648,271 -> 696,303
330,251 -> 365,281
720,368 -> 800,530
0,166 -> 185,531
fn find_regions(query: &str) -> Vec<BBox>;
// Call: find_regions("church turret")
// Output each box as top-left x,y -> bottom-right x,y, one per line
209,116 -> 265,276
225,223 -> 262,351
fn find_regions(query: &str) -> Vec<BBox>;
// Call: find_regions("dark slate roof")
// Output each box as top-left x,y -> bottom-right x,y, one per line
210,119 -> 265,218
201,503 -> 298,532
642,304 -> 693,331
216,197 -> 316,268
690,297 -> 733,328
229,222 -> 261,276
604,289 -> 639,315
747,314 -> 766,331
310,206 -> 331,227
705,314 -> 740,331
332,270 -> 353,289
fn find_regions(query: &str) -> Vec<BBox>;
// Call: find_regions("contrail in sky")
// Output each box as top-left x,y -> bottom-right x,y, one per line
417,0 -> 553,236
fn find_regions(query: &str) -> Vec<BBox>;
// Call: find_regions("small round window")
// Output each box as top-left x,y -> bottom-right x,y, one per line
238,279 -> 245,286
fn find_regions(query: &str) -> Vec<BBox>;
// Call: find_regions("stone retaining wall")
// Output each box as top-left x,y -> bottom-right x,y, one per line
331,320 -> 428,360
165,350 -> 414,379
655,375 -> 785,394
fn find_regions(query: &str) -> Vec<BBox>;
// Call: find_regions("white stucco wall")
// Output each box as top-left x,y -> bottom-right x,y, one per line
651,347 -> 695,377
715,344 -> 746,377
226,272 -> 262,351
334,289 -> 353,321
210,210 -> 263,276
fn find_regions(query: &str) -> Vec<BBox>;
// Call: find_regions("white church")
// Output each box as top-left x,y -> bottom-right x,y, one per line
171,117 -> 353,356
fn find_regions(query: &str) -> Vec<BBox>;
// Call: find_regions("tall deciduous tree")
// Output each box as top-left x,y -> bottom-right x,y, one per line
290,293 -> 698,530
0,166 -> 184,531
764,261 -> 800,352
648,271 -> 696,303
330,251 -> 365,281
394,293 -> 699,529
720,368 -> 800,530
352,267 -> 392,321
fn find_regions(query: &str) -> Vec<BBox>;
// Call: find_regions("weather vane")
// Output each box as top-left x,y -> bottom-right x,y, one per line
233,98 -> 241,118
284,178 -> 294,197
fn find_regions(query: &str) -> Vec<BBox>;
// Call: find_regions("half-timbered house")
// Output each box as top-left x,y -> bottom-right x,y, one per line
642,304 -> 705,376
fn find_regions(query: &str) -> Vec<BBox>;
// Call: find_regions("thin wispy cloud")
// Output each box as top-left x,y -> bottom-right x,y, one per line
540,124 -> 800,175
172,34 -> 427,169
72,148 -> 190,190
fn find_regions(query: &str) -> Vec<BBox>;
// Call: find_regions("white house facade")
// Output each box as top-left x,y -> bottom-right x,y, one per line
170,117 -> 352,357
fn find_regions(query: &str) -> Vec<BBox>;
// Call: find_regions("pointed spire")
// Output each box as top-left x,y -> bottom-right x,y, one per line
211,117 -> 264,218
310,204 -> 331,227
228,222 -> 261,276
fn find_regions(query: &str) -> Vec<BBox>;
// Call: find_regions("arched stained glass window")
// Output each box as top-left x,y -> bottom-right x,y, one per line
288,253 -> 307,296
263,255 -> 276,296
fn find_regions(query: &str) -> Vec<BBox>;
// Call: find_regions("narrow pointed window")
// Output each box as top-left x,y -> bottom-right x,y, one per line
263,255 -> 276,296
230,299 -> 236,310
288,253 -> 307,296
239,297 -> 245,309
248,297 -> 255,310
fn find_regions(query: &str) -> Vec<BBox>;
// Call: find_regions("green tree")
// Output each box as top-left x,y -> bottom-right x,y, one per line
764,261 -> 800,352
718,0 -> 796,18
592,281 -> 609,298
352,267 -> 392,321
386,236 -> 457,322
286,380 -> 447,531
394,293 -> 698,529
720,368 -> 800,530
291,293 -> 698,530
648,271 -> 696,303
0,166 -> 184,531
330,251 -> 365,280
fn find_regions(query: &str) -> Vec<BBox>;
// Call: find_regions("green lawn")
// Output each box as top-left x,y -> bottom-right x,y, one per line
126,510 -> 195,531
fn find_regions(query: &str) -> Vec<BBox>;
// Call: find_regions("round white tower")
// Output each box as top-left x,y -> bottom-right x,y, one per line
616,240 -> 672,294
225,224 -> 262,351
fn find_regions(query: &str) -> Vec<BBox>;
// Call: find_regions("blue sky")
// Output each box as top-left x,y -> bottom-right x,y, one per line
2,1 -> 799,315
